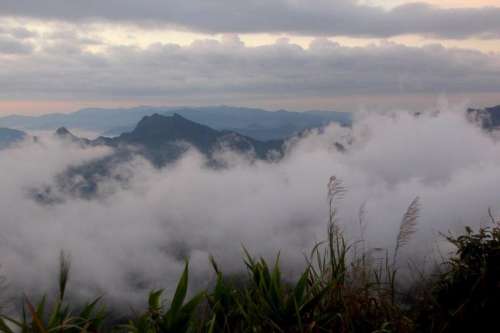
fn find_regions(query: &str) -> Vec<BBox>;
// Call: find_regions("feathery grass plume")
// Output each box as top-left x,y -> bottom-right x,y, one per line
327,176 -> 346,227
59,251 -> 71,302
350,202 -> 378,291
325,177 -> 348,284
306,176 -> 350,326
393,197 -> 420,267
358,201 -> 368,243
312,176 -> 348,286
352,201 -> 368,268
487,207 -> 500,225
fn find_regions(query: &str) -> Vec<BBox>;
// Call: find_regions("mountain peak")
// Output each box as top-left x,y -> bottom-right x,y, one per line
136,113 -> 188,128
54,127 -> 91,146
113,113 -> 283,164
55,127 -> 72,136
123,113 -> 220,149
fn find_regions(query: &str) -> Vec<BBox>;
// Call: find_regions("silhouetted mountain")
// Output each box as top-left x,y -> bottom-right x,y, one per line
54,127 -> 93,146
120,113 -> 221,150
110,113 -> 283,165
0,106 -> 352,140
42,114 -> 283,200
0,127 -> 26,149
55,126 -> 75,137
466,105 -> 500,130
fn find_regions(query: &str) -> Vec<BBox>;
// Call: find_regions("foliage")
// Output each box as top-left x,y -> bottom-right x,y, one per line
121,262 -> 204,333
430,222 -> 500,332
0,252 -> 106,333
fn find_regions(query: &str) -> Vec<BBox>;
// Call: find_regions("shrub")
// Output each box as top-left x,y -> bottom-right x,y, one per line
431,222 -> 500,332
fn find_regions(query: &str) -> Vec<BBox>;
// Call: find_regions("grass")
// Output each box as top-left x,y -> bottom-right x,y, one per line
0,178 -> 499,332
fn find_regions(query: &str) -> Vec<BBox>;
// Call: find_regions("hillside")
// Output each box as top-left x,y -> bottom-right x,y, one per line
466,105 -> 500,129
0,127 -> 26,149
103,113 -> 283,165
42,114 -> 284,199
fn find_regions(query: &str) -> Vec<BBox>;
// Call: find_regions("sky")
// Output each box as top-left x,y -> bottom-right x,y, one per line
0,0 -> 499,115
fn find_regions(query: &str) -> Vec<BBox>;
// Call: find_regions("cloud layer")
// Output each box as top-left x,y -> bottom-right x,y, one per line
0,35 -> 33,54
1,1 -> 500,39
0,35 -> 499,107
1,107 -> 500,308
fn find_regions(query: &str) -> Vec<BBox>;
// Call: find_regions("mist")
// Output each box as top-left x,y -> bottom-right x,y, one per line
1,106 -> 499,308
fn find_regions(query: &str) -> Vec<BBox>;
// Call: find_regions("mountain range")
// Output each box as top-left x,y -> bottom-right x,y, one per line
37,113 -> 285,200
0,105 -> 352,141
5,104 -> 498,201
64,113 -> 284,164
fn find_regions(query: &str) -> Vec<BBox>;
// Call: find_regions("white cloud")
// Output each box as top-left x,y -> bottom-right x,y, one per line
1,107 -> 499,307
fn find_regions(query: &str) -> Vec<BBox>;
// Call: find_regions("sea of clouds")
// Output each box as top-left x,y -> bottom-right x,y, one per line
1,106 -> 499,308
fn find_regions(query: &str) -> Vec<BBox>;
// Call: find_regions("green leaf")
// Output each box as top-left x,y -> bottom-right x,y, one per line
168,262 -> 189,318
24,297 -> 48,333
79,296 -> 102,319
0,317 -> 16,333
148,289 -> 164,312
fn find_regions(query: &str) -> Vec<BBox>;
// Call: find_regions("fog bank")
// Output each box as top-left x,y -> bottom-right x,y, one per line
1,107 -> 499,307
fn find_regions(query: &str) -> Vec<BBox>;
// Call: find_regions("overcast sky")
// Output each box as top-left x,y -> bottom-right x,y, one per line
0,0 -> 499,114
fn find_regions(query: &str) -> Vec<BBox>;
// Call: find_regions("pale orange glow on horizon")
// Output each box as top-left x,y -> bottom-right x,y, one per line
425,0 -> 500,7
2,92 -> 500,116
372,0 -> 500,8
0,100 -> 154,116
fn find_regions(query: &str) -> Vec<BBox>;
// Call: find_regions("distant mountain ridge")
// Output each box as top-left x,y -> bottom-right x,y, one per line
0,127 -> 26,149
0,105 -> 352,141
